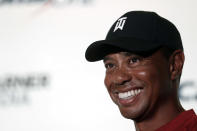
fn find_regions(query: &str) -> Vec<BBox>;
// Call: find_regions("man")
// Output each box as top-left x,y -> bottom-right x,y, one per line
85,11 -> 197,131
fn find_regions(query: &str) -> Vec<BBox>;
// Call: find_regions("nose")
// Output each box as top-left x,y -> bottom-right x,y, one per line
112,68 -> 132,86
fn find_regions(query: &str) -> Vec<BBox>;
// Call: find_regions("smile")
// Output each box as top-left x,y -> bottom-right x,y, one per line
118,89 -> 142,99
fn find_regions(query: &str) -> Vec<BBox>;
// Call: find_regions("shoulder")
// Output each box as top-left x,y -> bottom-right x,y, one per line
183,110 -> 197,131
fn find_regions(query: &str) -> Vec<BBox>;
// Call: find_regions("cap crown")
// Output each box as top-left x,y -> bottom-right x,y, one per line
106,11 -> 183,51
85,11 -> 183,62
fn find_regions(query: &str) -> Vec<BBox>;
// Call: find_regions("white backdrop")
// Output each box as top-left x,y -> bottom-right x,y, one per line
0,0 -> 197,131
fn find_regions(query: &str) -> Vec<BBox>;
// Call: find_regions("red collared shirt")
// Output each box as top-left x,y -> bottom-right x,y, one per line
156,109 -> 197,131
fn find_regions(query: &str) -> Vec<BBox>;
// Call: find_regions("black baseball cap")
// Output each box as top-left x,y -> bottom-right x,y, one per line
85,11 -> 183,62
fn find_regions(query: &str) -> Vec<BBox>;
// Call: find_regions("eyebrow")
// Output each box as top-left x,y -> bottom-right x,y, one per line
122,52 -> 133,56
103,52 -> 134,62
103,56 -> 113,63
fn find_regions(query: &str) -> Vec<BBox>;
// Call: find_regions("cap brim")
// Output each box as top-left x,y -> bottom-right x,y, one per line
85,37 -> 161,62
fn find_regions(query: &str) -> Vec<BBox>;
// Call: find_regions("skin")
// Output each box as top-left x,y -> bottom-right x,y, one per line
103,48 -> 185,131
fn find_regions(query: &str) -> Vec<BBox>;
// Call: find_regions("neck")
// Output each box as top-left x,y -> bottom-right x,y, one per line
134,96 -> 184,131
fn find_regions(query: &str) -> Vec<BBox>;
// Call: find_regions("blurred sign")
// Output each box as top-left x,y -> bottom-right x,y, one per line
0,0 -> 92,5
179,81 -> 197,101
0,73 -> 50,106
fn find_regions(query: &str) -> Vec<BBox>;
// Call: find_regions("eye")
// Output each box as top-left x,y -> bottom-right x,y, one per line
129,57 -> 142,65
105,63 -> 115,69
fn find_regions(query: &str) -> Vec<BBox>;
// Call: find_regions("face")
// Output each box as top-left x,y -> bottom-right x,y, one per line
103,49 -> 172,121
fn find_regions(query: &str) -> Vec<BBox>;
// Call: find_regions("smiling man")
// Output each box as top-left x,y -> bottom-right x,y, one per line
85,11 -> 197,131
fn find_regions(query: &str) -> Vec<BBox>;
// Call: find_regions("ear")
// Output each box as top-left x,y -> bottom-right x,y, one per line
169,50 -> 185,80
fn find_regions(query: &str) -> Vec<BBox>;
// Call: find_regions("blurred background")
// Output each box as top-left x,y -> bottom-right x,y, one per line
0,0 -> 197,130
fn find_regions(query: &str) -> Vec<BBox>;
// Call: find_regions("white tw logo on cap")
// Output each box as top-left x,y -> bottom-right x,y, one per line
114,17 -> 127,32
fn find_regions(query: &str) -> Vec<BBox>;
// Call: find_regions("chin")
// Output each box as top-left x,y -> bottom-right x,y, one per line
119,107 -> 140,119
118,103 -> 149,121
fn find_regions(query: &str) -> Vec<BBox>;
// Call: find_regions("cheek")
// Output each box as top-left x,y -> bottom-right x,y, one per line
133,68 -> 153,83
104,74 -> 118,104
137,71 -> 146,77
134,66 -> 163,84
104,75 -> 108,87
135,65 -> 170,101
135,68 -> 161,104
134,67 -> 161,96
104,74 -> 111,90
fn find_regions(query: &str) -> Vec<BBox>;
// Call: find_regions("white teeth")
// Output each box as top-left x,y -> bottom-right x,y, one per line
128,91 -> 131,96
134,90 -> 138,95
131,90 -> 134,96
118,89 -> 142,99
